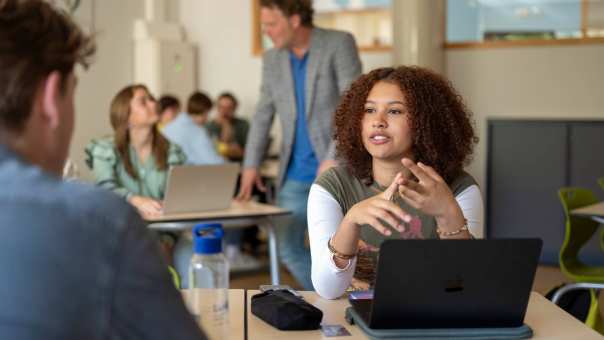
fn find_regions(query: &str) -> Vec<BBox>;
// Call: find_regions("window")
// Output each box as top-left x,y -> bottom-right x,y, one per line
446,0 -> 604,48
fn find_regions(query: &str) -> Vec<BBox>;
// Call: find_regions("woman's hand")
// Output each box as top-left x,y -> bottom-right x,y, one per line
344,173 -> 412,236
397,158 -> 465,234
128,195 -> 163,219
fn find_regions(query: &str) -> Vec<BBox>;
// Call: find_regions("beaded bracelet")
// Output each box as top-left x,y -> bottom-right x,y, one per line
436,219 -> 469,237
327,237 -> 356,260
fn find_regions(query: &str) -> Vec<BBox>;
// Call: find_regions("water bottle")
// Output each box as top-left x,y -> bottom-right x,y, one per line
189,223 -> 229,339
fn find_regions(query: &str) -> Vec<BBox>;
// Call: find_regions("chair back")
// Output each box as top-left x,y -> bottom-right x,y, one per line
557,188 -> 600,277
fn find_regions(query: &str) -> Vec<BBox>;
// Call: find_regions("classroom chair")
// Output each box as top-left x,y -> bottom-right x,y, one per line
557,188 -> 604,334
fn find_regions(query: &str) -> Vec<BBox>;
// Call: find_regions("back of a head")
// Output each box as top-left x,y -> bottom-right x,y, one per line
159,95 -> 181,114
0,0 -> 95,133
187,91 -> 213,115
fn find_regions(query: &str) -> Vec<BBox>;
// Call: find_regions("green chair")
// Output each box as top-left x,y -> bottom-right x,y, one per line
598,177 -> 604,252
556,188 -> 604,334
168,265 -> 181,289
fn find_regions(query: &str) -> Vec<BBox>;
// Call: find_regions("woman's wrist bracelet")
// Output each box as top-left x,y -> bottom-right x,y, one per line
436,219 -> 469,237
328,237 -> 356,260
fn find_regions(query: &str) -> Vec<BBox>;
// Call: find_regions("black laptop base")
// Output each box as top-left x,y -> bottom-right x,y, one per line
345,306 -> 533,340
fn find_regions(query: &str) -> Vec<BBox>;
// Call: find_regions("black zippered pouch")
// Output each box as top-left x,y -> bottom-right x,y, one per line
251,290 -> 323,330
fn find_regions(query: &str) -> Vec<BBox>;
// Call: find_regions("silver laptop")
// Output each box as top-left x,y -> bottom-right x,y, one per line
162,163 -> 240,215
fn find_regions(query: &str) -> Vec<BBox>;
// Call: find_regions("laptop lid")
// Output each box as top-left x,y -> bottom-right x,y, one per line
368,238 -> 542,329
162,163 -> 240,215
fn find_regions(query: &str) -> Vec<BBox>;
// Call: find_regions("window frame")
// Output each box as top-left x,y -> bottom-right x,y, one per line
445,0 -> 604,49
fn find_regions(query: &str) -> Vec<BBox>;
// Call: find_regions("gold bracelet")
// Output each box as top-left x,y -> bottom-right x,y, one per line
436,219 -> 469,237
327,237 -> 356,260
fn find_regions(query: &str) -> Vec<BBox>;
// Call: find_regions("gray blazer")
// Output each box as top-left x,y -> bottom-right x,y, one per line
243,27 -> 362,187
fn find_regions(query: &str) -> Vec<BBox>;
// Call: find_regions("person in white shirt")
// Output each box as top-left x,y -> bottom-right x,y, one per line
308,66 -> 484,299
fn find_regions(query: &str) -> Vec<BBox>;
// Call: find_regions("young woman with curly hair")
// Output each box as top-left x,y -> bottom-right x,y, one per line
308,66 -> 483,299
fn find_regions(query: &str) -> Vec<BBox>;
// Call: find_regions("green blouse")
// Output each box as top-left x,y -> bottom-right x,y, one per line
85,137 -> 186,200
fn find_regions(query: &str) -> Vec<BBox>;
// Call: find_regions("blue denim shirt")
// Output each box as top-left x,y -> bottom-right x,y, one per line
0,145 -> 205,340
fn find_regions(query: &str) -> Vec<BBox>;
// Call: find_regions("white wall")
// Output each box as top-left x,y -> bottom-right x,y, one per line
71,0 -> 147,181
446,44 -> 604,191
179,0 -> 392,152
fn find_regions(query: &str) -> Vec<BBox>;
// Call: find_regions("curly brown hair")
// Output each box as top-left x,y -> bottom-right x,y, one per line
334,66 -> 478,185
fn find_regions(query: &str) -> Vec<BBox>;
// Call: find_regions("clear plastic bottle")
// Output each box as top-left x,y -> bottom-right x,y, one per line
188,223 -> 229,339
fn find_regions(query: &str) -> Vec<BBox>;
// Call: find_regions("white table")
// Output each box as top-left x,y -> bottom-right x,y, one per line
246,291 -> 602,339
572,201 -> 604,224
147,200 -> 290,284
182,289 -> 245,340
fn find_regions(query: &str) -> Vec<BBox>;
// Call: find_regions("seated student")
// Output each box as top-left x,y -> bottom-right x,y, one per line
187,91 -> 212,127
85,85 -> 191,281
161,91 -> 224,165
86,84 -> 186,219
158,94 -> 181,129
0,0 -> 205,338
308,66 -> 484,299
206,92 -> 250,162
205,92 -> 260,271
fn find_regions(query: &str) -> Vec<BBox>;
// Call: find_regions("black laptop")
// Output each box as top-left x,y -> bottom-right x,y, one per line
348,238 -> 543,329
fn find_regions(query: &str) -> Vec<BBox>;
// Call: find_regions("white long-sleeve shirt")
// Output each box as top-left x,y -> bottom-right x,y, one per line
308,183 -> 484,300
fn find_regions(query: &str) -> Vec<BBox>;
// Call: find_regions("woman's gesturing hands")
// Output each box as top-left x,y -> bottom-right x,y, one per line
344,173 -> 412,236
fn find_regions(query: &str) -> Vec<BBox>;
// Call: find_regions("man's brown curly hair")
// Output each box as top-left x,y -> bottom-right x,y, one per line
334,66 -> 478,185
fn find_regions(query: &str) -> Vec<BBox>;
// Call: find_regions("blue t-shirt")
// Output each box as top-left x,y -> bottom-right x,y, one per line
285,51 -> 319,183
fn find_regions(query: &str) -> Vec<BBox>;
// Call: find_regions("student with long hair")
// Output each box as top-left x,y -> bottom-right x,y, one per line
86,84 -> 185,217
308,66 -> 484,299
86,85 -> 189,280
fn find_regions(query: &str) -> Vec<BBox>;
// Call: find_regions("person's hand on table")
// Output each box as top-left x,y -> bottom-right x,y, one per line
128,195 -> 163,219
236,167 -> 266,201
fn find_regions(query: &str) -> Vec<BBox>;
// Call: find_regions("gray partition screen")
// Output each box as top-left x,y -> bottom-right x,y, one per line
487,120 -> 604,265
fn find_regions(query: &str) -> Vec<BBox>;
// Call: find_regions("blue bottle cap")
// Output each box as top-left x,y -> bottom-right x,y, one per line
192,223 -> 223,254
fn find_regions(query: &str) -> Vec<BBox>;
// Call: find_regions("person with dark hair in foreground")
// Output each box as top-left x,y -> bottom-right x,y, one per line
0,0 -> 205,338
308,66 -> 484,299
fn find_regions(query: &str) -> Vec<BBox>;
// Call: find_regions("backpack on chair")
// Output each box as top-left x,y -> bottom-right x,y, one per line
545,283 -> 592,322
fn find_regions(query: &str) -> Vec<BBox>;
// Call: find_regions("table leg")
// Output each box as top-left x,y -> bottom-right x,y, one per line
259,217 -> 280,285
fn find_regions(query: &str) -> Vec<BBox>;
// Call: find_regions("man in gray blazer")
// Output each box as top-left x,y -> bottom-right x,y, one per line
237,0 -> 361,289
